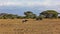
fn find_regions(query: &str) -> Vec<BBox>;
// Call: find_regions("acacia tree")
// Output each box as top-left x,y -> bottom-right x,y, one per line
24,11 -> 37,19
0,13 -> 19,19
40,10 -> 58,18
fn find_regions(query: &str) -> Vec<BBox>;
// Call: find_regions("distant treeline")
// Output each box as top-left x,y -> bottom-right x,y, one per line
0,10 -> 60,19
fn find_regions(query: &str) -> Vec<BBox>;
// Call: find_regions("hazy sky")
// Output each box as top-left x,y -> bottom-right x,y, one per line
0,0 -> 59,6
0,0 -> 60,15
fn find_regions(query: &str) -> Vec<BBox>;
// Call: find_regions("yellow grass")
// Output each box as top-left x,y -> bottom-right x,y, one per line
0,19 -> 60,34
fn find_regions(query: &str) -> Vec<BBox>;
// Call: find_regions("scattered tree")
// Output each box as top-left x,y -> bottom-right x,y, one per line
40,10 -> 58,18
24,11 -> 37,19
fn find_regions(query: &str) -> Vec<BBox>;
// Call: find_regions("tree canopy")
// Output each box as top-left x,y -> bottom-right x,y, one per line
40,10 -> 58,18
24,11 -> 37,19
0,10 -> 59,19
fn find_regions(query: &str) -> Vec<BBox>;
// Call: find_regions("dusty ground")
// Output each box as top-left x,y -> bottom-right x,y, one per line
0,19 -> 60,34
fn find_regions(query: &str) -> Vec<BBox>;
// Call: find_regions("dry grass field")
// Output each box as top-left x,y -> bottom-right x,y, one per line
0,19 -> 60,34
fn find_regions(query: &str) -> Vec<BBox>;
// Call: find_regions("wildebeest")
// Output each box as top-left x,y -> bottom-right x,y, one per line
22,19 -> 28,23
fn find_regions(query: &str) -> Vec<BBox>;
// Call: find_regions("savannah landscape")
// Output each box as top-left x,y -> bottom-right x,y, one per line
0,10 -> 59,34
0,0 -> 60,34
0,19 -> 60,34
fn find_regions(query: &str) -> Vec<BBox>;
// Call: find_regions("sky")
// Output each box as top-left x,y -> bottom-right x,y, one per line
0,0 -> 60,16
